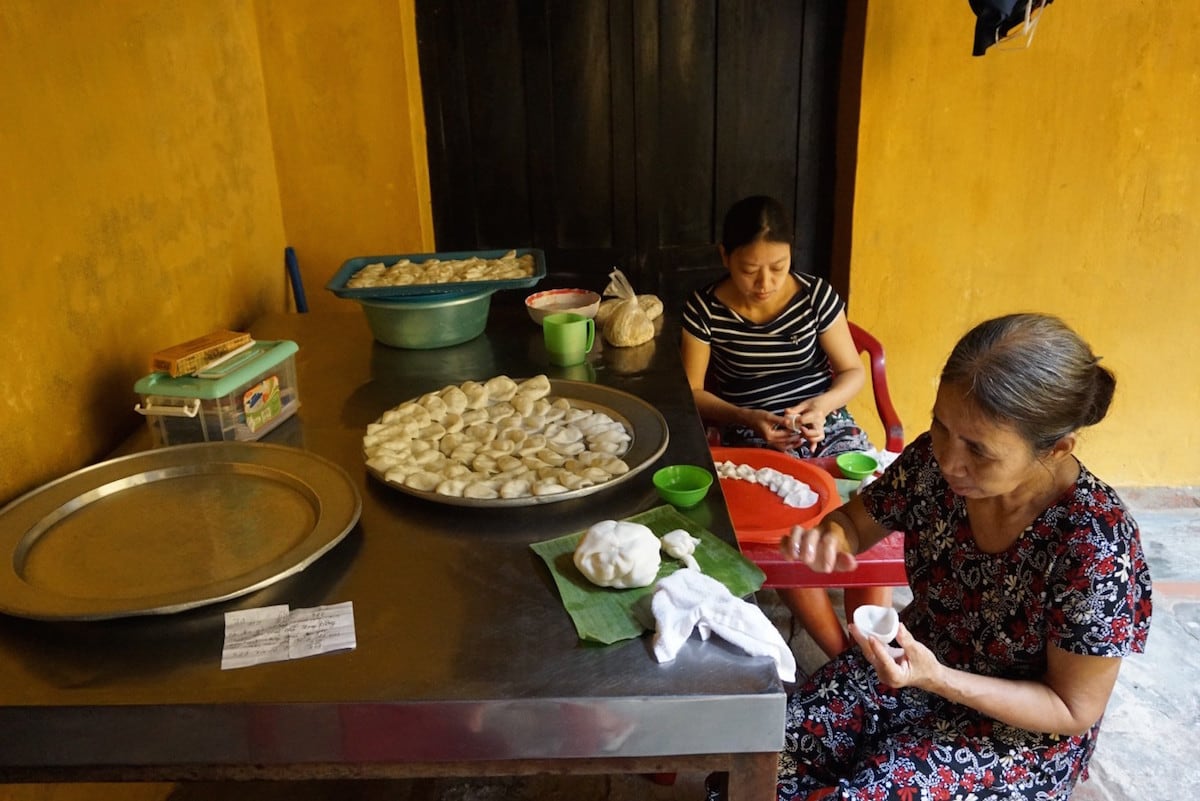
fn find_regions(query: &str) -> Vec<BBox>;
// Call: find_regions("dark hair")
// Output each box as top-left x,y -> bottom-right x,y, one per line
940,313 -> 1116,452
721,196 -> 794,254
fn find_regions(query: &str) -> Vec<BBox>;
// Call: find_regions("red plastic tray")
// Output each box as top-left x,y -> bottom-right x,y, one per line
710,446 -> 841,545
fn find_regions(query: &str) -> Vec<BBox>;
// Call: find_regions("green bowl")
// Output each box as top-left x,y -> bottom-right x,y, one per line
652,465 -> 714,508
836,451 -> 879,481
359,289 -> 494,349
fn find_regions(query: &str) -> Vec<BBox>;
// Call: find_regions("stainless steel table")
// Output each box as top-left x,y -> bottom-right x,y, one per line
0,299 -> 786,800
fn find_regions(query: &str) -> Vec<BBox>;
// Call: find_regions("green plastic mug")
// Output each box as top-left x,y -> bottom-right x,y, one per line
542,312 -> 595,366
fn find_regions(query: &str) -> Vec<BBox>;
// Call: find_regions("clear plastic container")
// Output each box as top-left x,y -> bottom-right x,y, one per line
134,340 -> 300,446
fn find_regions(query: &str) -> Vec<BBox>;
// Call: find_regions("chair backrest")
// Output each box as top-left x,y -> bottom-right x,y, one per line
846,321 -> 905,453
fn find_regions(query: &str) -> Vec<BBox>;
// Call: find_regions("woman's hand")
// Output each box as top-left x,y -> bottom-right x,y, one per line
783,398 -> 828,450
781,520 -> 859,573
850,622 -> 944,691
746,409 -> 793,448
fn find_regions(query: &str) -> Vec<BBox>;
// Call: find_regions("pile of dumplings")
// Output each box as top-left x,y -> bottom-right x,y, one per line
713,460 -> 819,509
364,374 -> 633,501
347,250 -> 535,289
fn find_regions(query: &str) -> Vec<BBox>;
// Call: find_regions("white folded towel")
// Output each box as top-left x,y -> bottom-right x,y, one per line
650,569 -> 796,682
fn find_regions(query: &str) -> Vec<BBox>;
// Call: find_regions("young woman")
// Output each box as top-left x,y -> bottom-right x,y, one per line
681,195 -> 890,659
771,313 -> 1152,800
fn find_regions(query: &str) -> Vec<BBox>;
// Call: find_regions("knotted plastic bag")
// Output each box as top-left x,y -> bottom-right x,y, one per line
600,269 -> 656,347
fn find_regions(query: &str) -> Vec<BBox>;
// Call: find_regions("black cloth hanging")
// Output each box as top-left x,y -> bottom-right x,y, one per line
969,0 -> 1054,56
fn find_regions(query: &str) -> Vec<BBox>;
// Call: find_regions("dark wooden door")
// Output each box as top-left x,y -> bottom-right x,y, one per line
415,0 -> 847,308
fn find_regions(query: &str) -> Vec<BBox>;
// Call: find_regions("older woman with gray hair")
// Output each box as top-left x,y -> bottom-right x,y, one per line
762,313 -> 1153,800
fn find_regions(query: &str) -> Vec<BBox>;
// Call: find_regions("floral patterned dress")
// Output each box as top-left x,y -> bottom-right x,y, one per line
777,433 -> 1153,800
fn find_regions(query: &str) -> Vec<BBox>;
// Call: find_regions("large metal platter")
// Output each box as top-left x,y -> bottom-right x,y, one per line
366,379 -> 670,507
0,442 -> 361,621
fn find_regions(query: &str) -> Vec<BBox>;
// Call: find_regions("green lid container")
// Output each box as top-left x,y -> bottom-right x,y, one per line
134,340 -> 298,398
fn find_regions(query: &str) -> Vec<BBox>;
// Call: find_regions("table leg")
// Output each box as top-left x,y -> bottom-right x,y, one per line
727,751 -> 778,801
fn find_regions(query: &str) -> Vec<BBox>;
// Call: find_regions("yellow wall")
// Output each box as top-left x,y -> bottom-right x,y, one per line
0,1 -> 286,502
255,0 -> 433,314
845,2 -> 1200,486
0,1 -> 432,504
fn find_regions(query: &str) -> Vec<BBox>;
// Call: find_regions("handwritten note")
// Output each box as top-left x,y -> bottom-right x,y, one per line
221,602 -> 356,670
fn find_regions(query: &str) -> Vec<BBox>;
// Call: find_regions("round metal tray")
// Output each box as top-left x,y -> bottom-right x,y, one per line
366,379 -> 670,507
0,442 -> 362,621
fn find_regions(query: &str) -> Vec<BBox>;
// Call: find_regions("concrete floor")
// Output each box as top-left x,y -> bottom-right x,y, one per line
4,486 -> 1197,801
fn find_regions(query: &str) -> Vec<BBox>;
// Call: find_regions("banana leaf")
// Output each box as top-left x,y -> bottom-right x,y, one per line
531,504 -> 765,644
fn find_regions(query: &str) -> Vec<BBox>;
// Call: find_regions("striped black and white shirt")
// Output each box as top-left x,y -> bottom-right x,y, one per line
682,273 -> 845,415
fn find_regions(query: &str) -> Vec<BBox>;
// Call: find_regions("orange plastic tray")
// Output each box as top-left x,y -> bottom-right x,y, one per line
710,446 -> 841,545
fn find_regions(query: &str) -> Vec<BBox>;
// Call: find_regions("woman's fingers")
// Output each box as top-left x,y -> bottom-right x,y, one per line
781,526 -> 855,572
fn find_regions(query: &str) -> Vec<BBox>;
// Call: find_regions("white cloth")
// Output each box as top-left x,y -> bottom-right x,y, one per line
650,569 -> 796,682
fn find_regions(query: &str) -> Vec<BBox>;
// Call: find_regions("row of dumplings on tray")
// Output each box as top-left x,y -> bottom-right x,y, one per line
714,460 -> 819,509
346,250 -> 535,288
364,374 -> 633,500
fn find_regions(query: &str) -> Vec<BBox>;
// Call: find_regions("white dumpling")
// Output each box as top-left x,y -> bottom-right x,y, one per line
435,479 -> 468,497
499,478 -> 532,499
466,422 -> 498,443
461,408 -> 489,426
559,472 -> 594,490
450,445 -> 481,464
535,448 -> 567,466
413,449 -> 444,467
597,456 -> 630,475
460,380 -> 490,410
547,438 -> 586,456
404,471 -> 443,492
366,453 -> 402,472
521,414 -> 547,432
419,394 -> 448,421
562,407 -> 593,424
463,482 -> 500,500
484,439 -> 515,455
521,455 -> 549,471
440,432 -> 469,455
578,466 -> 612,484
484,375 -> 519,402
384,463 -> 422,483
511,394 -> 535,417
575,414 -> 613,435
532,478 -> 569,496
782,485 -> 819,509
439,386 -> 469,415
500,428 -> 527,445
471,452 -> 498,473
546,424 -> 584,445
443,463 -> 472,479
497,415 -> 524,431
417,423 -> 447,441
372,438 -> 412,457
487,402 -> 516,422
381,402 -> 427,426
441,413 -> 465,435
517,434 -> 547,456
515,374 -> 552,400
496,454 -> 524,472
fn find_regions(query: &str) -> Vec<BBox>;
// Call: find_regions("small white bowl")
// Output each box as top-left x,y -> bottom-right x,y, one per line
525,288 -> 601,325
853,604 -> 899,644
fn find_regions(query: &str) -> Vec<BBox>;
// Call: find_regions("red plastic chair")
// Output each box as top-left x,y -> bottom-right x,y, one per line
847,321 -> 904,453
711,321 -> 908,589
